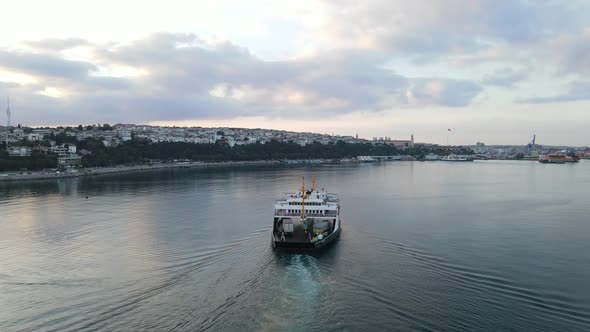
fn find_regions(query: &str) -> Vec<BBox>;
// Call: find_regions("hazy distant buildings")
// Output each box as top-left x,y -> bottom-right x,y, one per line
12,128 -> 24,140
57,154 -> 82,167
474,142 -> 488,154
5,97 -> 11,127
7,146 -> 32,157
27,133 -> 43,141
372,134 -> 415,149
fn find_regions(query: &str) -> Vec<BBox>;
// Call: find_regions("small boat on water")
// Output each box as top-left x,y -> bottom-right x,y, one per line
539,153 -> 579,164
272,177 -> 341,249
441,154 -> 474,162
357,156 -> 376,162
340,158 -> 361,164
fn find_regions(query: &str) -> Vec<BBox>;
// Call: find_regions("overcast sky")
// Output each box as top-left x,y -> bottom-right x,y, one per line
0,0 -> 589,145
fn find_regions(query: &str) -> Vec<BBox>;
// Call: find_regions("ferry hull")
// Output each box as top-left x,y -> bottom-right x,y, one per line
539,160 -> 565,164
272,225 -> 341,250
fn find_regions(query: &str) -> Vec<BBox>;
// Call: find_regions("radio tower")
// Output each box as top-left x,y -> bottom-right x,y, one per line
6,96 -> 11,127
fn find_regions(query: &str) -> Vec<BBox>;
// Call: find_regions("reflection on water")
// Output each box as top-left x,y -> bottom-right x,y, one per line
1,161 -> 590,331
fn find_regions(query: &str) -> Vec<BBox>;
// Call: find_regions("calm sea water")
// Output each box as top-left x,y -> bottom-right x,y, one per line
1,161 -> 589,331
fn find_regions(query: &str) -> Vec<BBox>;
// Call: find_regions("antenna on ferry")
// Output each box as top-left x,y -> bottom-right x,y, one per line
301,176 -> 305,193
312,174 -> 316,191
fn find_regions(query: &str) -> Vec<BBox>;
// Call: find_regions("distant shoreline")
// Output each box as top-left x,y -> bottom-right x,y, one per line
0,160 -> 284,183
3,158 -> 579,183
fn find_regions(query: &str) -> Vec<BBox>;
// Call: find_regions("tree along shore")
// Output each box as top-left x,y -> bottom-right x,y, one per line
1,138 -> 472,172
0,160 -> 282,182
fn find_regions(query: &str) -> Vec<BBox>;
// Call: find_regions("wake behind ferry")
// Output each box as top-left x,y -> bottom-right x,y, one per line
272,177 -> 341,249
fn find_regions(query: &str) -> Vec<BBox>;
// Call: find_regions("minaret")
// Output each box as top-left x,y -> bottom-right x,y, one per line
410,133 -> 414,148
6,97 -> 11,127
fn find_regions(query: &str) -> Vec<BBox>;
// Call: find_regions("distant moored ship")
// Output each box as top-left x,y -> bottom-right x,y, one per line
539,153 -> 579,164
441,154 -> 474,162
272,177 -> 341,249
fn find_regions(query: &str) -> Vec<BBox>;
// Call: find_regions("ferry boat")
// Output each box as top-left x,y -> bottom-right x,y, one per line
272,177 -> 341,249
441,154 -> 474,162
539,153 -> 579,164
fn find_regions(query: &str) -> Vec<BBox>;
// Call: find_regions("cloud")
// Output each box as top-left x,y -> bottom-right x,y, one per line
0,50 -> 96,79
24,38 -> 89,52
0,33 -> 484,125
405,79 -> 483,107
548,29 -> 590,75
307,0 -> 581,59
481,67 -> 528,88
517,80 -> 590,104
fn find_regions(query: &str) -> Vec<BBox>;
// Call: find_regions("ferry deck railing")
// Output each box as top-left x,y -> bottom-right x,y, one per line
274,211 -> 338,217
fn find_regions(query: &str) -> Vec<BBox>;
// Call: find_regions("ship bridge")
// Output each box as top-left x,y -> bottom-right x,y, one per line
274,189 -> 339,218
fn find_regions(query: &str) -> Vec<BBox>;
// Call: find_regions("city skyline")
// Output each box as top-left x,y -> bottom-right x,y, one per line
3,121 -> 583,149
1,1 -> 589,145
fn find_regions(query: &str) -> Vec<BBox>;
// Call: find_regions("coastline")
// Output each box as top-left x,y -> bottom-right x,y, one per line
0,157 -> 564,183
0,160 -> 282,183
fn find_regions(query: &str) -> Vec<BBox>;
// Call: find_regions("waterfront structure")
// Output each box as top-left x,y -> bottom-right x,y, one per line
57,154 -> 82,167
7,146 -> 32,157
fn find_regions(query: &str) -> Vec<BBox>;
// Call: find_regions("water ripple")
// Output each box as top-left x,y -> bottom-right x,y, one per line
369,234 -> 590,328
